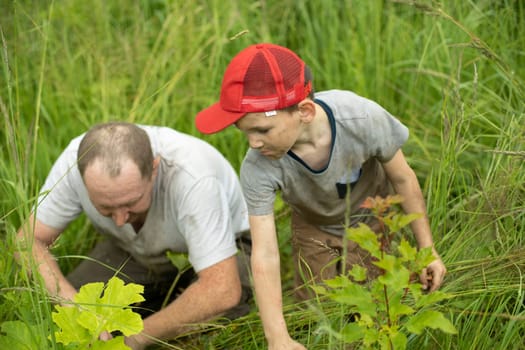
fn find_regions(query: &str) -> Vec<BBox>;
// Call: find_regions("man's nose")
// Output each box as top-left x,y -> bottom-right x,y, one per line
112,208 -> 129,227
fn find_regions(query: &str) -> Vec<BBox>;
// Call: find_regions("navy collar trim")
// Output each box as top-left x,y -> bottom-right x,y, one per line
287,99 -> 336,173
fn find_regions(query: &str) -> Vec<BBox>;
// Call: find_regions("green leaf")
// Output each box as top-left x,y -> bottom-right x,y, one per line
309,284 -> 328,295
324,275 -> 351,289
166,251 -> 191,271
415,291 -> 455,308
100,277 -> 145,307
388,298 -> 415,320
407,282 -> 424,301
374,254 -> 396,273
414,247 -> 435,271
52,277 -> 145,347
348,264 -> 368,282
329,283 -> 377,317
397,238 -> 417,262
347,223 -> 381,258
383,212 -> 422,232
91,336 -> 130,350
377,265 -> 411,291
340,322 -> 365,343
0,321 -> 46,349
75,277 -> 144,336
76,281 -> 106,306
52,305 -> 90,345
405,310 -> 457,335
362,327 -> 380,348
78,308 -> 143,337
389,329 -> 407,350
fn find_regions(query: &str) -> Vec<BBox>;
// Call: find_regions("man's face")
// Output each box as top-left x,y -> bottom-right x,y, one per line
236,110 -> 302,160
83,158 -> 156,227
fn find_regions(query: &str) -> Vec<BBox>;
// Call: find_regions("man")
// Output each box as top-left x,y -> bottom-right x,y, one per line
195,43 -> 446,349
16,122 -> 251,349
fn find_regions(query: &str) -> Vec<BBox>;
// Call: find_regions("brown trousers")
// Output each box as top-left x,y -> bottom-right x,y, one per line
291,211 -> 381,300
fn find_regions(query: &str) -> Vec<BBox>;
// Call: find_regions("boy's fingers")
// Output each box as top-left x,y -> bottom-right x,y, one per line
420,268 -> 430,290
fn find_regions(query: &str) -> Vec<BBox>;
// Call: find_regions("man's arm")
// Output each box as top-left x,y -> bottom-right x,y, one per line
249,214 -> 306,350
382,149 -> 447,291
126,255 -> 242,349
16,214 -> 78,302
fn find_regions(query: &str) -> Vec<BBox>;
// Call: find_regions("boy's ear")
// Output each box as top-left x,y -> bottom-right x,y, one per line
297,99 -> 316,122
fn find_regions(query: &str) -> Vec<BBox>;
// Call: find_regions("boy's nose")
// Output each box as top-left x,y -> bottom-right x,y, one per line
248,135 -> 263,149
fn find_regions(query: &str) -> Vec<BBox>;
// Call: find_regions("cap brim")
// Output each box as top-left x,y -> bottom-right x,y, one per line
195,102 -> 246,134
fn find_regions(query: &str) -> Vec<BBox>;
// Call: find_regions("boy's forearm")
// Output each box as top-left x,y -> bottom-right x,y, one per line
394,176 -> 437,251
252,254 -> 290,342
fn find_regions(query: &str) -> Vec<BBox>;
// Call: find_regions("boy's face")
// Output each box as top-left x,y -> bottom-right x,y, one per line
236,110 -> 302,159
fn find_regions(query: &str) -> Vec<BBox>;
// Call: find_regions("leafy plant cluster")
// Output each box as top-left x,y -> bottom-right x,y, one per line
0,277 -> 145,350
313,195 -> 457,349
52,276 -> 145,349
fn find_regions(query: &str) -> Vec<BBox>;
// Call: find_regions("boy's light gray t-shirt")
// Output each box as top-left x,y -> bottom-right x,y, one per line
241,89 -> 409,236
36,126 -> 249,273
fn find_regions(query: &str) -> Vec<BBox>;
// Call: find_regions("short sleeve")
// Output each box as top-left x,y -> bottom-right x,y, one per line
240,151 -> 279,216
174,176 -> 238,272
363,100 -> 409,162
35,141 -> 84,230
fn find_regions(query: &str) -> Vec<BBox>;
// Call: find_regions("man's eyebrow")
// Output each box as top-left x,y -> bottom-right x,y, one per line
100,194 -> 144,209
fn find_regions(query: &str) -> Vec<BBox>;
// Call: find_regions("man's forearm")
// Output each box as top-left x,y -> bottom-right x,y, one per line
33,240 -> 78,302
130,260 -> 241,347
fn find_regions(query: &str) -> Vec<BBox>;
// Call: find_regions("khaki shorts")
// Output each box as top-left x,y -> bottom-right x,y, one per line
291,211 -> 381,300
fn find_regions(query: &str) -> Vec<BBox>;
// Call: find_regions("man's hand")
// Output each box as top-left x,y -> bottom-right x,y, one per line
421,256 -> 447,292
99,331 -> 112,341
125,334 -> 147,350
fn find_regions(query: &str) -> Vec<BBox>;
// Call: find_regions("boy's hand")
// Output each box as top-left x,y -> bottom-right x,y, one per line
421,257 -> 447,292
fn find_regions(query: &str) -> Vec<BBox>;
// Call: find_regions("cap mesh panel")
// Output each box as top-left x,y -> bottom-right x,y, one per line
269,47 -> 302,91
243,52 -> 277,96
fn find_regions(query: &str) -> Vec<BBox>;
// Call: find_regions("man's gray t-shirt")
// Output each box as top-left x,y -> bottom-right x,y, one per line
240,89 -> 409,236
36,125 -> 249,273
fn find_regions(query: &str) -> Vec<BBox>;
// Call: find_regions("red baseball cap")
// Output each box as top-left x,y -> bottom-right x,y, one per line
195,43 -> 312,134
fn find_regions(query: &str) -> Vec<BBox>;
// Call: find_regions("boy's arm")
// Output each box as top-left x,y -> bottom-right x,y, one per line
382,150 -> 447,291
249,214 -> 307,350
16,215 -> 78,302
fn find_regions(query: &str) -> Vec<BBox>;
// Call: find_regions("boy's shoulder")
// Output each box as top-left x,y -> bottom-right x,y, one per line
315,89 -> 370,106
315,89 -> 389,119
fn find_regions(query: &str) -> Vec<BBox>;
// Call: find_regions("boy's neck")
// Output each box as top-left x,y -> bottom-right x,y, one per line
290,104 -> 332,170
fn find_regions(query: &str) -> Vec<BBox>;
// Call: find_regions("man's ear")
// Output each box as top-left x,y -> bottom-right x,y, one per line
152,156 -> 161,178
297,99 -> 316,123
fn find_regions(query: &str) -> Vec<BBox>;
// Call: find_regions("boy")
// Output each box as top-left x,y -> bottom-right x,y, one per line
196,43 -> 446,350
